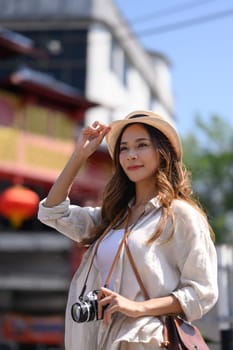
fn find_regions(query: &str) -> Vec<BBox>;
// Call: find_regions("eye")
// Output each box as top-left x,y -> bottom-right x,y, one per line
119,146 -> 128,153
137,142 -> 149,148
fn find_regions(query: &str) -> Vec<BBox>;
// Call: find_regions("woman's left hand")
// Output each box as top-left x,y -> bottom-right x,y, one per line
98,287 -> 142,325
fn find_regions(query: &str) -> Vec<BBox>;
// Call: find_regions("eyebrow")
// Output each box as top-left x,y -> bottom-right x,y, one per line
120,137 -> 151,145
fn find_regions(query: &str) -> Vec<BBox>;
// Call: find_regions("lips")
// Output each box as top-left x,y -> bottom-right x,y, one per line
127,165 -> 143,171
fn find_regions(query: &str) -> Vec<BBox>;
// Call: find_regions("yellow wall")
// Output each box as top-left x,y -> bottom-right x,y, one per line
0,90 -> 75,178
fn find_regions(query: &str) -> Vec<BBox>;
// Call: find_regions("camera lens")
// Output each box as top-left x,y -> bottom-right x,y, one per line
71,301 -> 91,323
71,303 -> 82,322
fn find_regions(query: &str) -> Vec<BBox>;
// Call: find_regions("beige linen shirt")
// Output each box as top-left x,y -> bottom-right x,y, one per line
38,197 -> 218,350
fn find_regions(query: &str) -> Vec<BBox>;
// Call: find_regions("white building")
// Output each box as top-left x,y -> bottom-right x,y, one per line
0,0 -> 175,126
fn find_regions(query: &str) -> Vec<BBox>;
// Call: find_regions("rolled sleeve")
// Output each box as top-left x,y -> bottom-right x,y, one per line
38,198 -> 101,242
171,201 -> 218,321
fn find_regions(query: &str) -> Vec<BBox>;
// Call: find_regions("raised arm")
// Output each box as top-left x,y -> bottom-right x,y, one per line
44,121 -> 111,208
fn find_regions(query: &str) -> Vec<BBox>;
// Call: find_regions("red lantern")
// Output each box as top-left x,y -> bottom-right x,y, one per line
0,185 -> 40,228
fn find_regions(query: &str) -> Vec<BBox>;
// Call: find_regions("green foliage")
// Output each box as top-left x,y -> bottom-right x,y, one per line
182,114 -> 233,243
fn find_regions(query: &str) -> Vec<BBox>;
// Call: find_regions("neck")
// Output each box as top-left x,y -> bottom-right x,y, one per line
134,184 -> 157,207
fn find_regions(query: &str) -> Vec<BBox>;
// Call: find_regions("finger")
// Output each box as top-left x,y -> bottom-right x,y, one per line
83,126 -> 109,140
97,289 -> 104,301
102,125 -> 111,136
100,286 -> 113,295
92,121 -> 99,128
91,121 -> 105,130
103,303 -> 119,326
98,287 -> 116,320
91,122 -> 111,135
98,295 -> 112,306
104,307 -> 112,325
83,126 -> 100,136
98,295 -> 112,320
98,301 -> 104,320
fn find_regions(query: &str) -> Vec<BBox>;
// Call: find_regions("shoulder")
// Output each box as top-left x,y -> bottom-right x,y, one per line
171,199 -> 210,238
171,199 -> 204,220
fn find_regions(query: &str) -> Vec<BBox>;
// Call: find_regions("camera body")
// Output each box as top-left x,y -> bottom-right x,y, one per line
71,290 -> 102,323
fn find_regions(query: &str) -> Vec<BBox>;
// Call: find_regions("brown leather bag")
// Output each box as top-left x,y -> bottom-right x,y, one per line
162,315 -> 210,350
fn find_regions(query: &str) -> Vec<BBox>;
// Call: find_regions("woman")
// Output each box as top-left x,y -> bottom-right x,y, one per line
38,110 -> 218,350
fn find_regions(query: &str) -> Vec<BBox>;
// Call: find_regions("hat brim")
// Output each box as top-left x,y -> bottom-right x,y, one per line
105,110 -> 182,160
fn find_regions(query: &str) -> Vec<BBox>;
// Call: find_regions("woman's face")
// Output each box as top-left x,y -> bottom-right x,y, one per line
119,124 -> 159,185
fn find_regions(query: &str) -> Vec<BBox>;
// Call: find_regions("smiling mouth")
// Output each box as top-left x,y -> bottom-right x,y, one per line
127,165 -> 143,171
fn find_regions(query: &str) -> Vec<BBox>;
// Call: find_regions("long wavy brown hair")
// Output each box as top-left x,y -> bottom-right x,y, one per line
81,123 -> 214,246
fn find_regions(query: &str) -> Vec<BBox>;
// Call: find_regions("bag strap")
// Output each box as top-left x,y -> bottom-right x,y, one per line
124,236 -> 149,300
124,236 -> 169,345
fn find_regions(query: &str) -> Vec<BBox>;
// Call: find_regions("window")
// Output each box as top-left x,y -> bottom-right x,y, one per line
110,37 -> 128,87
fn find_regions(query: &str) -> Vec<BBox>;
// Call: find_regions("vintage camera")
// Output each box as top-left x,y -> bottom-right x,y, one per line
71,290 -> 103,323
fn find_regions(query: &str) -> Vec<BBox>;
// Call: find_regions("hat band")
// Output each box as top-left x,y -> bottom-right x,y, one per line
128,114 -> 148,119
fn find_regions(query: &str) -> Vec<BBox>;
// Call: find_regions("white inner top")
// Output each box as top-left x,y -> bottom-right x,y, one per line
94,228 -> 124,290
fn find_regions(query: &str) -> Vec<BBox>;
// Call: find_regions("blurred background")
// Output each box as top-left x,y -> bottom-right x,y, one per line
0,0 -> 232,349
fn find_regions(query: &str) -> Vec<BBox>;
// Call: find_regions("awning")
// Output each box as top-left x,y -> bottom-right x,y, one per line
0,28 -> 46,58
0,67 -> 99,118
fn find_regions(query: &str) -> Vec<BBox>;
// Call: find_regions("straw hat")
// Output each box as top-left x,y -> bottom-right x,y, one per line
105,110 -> 182,160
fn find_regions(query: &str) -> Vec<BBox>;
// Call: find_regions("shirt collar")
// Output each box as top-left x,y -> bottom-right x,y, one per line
128,195 -> 161,213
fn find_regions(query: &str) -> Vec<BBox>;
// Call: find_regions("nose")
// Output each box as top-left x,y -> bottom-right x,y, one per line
127,152 -> 137,160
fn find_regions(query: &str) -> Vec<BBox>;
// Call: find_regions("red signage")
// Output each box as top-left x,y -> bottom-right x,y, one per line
2,314 -> 64,345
